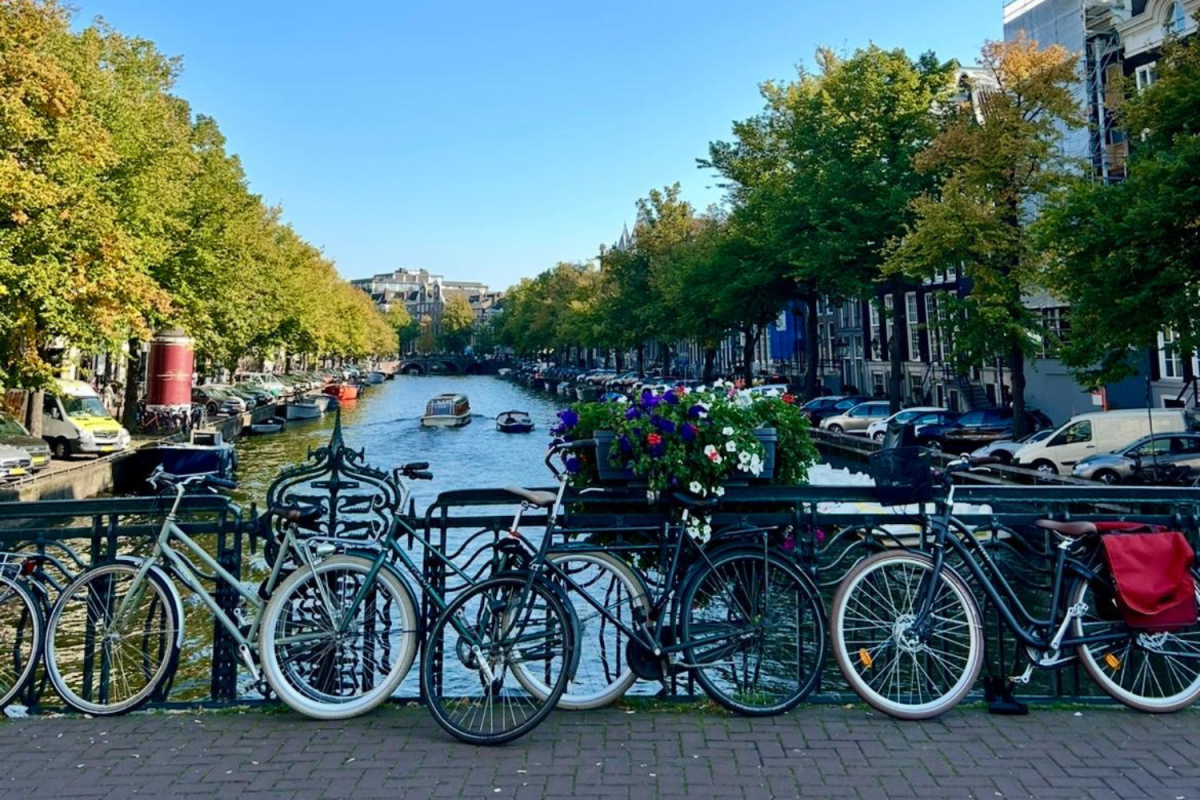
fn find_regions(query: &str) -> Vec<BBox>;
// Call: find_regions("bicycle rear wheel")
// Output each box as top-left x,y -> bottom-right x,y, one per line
0,573 -> 43,709
831,550 -> 983,719
681,547 -> 826,715
1074,567 -> 1200,712
514,550 -> 650,710
421,574 -> 573,745
260,555 -> 419,720
46,563 -> 180,715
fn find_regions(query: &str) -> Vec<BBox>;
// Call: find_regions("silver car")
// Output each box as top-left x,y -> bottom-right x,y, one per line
820,401 -> 892,435
0,443 -> 34,483
969,429 -> 1054,464
1071,433 -> 1200,484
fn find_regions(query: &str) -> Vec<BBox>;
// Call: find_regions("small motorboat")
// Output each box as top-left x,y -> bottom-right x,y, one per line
323,382 -> 359,401
576,385 -> 598,403
285,399 -> 324,420
366,371 -> 386,385
496,410 -> 534,434
248,417 -> 287,435
422,393 -> 471,427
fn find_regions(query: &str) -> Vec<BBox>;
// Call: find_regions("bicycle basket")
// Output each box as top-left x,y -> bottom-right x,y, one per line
869,446 -> 934,506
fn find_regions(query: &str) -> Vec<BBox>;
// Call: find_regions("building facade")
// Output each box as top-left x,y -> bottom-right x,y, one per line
351,268 -> 503,352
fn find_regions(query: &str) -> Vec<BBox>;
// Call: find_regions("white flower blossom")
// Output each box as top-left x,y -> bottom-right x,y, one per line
739,451 -> 751,465
714,486 -> 725,497
712,379 -> 725,388
617,396 -> 629,404
703,524 -> 712,536
722,426 -> 734,436
725,440 -> 737,453
689,480 -> 703,495
703,444 -> 717,456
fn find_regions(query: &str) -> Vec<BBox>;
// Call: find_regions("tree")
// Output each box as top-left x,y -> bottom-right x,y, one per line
1042,34 -> 1200,387
885,36 -> 1082,436
439,293 -> 475,353
416,315 -> 437,353
385,305 -> 414,354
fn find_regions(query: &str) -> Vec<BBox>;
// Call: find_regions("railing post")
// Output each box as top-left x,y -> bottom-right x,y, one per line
211,502 -> 241,703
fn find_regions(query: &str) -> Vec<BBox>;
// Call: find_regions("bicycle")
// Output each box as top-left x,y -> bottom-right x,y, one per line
829,447 -> 1200,718
42,469 -> 356,717
495,439 -> 827,717
0,554 -> 46,710
257,461 -> 575,745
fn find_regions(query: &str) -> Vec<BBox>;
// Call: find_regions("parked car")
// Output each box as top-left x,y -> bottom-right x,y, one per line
4,379 -> 132,459
922,407 -> 1052,454
1070,432 -> 1200,484
234,372 -> 285,397
969,429 -> 1054,463
0,412 -> 51,472
820,401 -> 891,434
1013,409 -> 1188,476
866,407 -> 948,443
802,395 -> 870,426
0,444 -> 33,483
193,386 -> 245,417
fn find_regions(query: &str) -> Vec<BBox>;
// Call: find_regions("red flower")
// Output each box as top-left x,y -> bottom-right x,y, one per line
782,393 -> 796,405
647,433 -> 663,447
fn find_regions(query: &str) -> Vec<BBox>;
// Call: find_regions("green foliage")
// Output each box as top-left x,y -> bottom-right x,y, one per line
439,293 -> 475,353
1041,35 -> 1200,385
0,1 -> 395,388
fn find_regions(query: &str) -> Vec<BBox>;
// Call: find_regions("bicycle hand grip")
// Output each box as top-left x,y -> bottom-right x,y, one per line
411,470 -> 434,480
402,461 -> 430,471
203,475 -> 238,490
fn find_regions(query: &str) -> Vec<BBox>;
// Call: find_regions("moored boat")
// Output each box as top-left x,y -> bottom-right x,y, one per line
576,385 -> 598,403
421,393 -> 471,427
496,410 -> 534,434
285,399 -> 324,420
366,371 -> 386,384
249,417 -> 287,435
323,382 -> 359,401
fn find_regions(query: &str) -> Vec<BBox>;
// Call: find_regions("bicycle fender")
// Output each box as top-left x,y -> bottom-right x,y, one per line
113,556 -> 187,651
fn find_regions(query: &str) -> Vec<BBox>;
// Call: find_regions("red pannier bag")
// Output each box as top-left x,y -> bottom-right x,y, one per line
1101,532 -> 1197,631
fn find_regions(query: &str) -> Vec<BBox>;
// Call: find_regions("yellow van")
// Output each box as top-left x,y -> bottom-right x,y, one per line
33,379 -> 131,459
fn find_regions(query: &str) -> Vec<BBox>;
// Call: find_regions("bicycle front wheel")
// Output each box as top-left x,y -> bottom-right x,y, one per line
681,548 -> 826,715
0,573 -> 43,709
421,574 -> 573,745
831,550 -> 983,719
514,550 -> 650,710
1074,566 -> 1200,712
260,555 -> 419,720
46,563 -> 180,715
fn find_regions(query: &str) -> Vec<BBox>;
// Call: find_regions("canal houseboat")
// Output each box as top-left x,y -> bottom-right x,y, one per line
421,394 -> 472,427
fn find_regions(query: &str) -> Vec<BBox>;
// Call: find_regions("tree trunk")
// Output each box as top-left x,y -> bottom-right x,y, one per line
615,350 -> 624,372
661,342 -> 672,375
122,338 -> 142,431
1010,341 -> 1028,439
741,327 -> 757,386
702,348 -> 718,384
636,343 -> 644,375
26,389 -> 43,438
804,295 -> 820,399
888,284 -> 905,414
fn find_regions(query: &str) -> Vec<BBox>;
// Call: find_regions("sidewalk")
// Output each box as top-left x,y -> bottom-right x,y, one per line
0,704 -> 1197,799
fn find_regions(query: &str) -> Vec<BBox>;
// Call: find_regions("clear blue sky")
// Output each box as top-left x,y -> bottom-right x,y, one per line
73,1 -> 1000,290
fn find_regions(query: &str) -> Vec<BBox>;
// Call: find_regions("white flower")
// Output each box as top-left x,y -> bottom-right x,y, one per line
714,486 -> 725,497
703,444 -> 717,456
703,524 -> 712,536
725,440 -> 737,453
689,480 -> 703,495
722,426 -> 734,436
712,379 -> 725,388
739,451 -> 751,465
617,396 -> 629,404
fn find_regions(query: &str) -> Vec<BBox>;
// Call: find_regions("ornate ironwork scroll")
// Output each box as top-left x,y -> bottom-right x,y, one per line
261,410 -> 401,543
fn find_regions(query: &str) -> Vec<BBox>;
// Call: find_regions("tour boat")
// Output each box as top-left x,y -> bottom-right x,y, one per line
248,417 -> 287,435
496,410 -> 534,434
421,393 -> 472,427
285,399 -> 324,420
323,382 -> 359,401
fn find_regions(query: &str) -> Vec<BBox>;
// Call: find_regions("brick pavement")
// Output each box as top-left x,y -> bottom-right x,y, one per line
0,705 -> 1197,799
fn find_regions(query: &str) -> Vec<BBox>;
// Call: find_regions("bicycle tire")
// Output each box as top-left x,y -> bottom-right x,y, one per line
1074,566 -> 1200,712
259,555 -> 419,720
421,574 -> 573,745
681,547 -> 826,716
0,574 -> 43,709
831,550 -> 983,719
513,550 -> 650,710
46,562 -> 180,715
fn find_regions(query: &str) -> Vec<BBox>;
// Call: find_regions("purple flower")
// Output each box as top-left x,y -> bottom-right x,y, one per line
662,391 -> 679,405
558,409 -> 580,429
641,392 -> 660,409
649,442 -> 665,458
565,456 -> 581,474
652,417 -> 676,434
687,404 -> 706,419
619,434 -> 632,453
681,423 -> 697,443
550,424 -> 565,436
624,406 -> 641,421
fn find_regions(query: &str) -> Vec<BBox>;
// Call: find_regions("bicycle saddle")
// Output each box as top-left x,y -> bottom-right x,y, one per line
505,487 -> 557,508
670,491 -> 720,512
1036,519 -> 1097,537
269,505 -> 324,528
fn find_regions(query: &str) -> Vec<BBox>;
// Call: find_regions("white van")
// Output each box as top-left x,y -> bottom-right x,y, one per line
4,379 -> 132,459
1012,409 -> 1188,475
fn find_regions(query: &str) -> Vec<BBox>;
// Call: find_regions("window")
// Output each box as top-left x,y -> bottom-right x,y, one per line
849,298 -> 861,329
1166,1 -> 1187,35
776,311 -> 787,331
1136,63 -> 1159,93
924,292 -> 949,362
1160,329 -> 1184,379
872,372 -> 884,395
957,411 -> 986,427
1039,307 -> 1071,357
869,302 -> 881,360
883,295 -> 895,345
1049,420 -> 1092,447
906,293 -> 921,361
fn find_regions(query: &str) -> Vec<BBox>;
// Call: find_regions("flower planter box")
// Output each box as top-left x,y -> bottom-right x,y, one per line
591,428 -> 777,485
